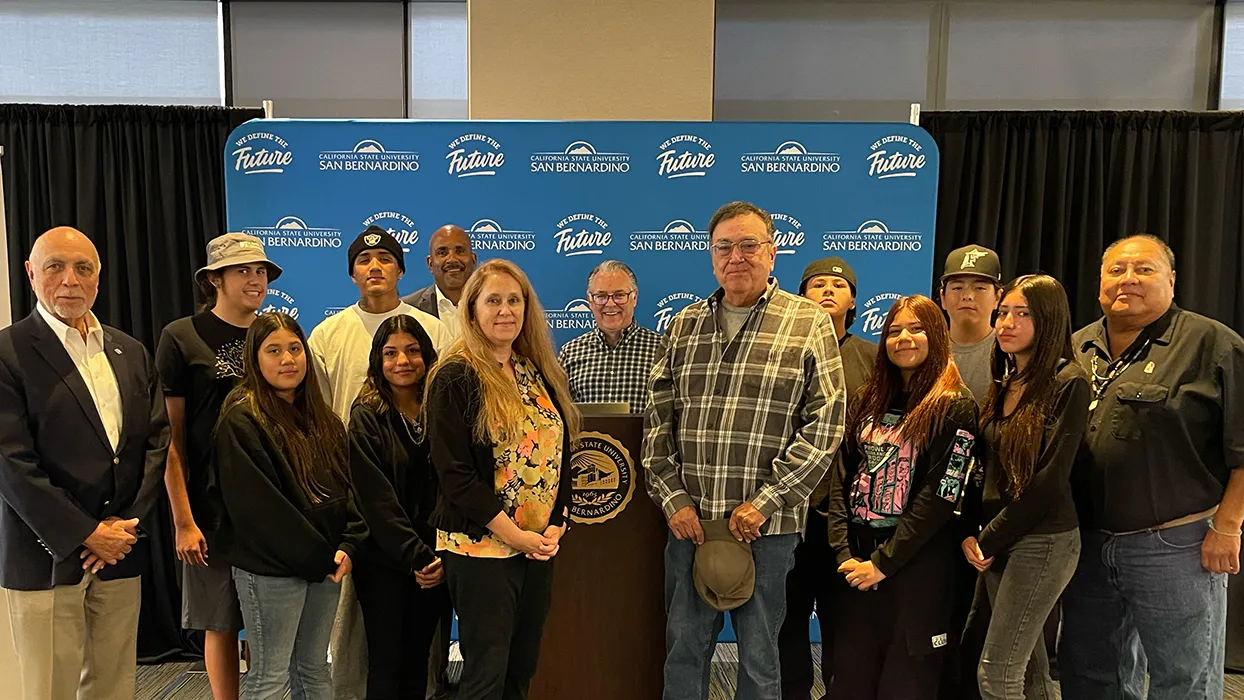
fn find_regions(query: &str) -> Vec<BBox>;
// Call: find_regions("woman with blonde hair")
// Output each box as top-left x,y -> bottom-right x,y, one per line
425,259 -> 581,700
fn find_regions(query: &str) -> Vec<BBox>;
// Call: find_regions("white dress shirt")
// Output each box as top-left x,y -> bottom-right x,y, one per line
37,303 -> 123,452
434,285 -> 461,340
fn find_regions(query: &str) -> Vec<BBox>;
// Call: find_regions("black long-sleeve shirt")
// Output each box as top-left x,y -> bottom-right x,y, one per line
348,402 -> 438,574
213,403 -> 367,582
829,395 -> 978,575
975,362 -> 1088,558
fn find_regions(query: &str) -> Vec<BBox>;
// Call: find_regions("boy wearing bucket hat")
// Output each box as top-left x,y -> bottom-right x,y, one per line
155,232 -> 282,699
778,257 -> 877,699
306,226 -> 449,698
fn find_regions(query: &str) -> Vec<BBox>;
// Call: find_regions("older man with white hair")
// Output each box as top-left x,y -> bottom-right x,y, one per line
558,260 -> 663,412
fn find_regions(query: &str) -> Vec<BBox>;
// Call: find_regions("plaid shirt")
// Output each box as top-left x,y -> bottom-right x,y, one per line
643,279 -> 846,536
558,322 -> 665,412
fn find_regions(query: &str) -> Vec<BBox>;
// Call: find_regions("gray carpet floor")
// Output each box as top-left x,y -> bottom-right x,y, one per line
135,645 -> 1244,699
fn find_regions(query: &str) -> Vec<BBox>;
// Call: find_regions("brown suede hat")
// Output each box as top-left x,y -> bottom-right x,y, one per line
693,519 -> 755,611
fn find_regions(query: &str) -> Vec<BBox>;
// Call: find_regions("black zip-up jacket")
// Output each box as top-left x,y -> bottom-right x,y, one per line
828,395 -> 978,574
348,402 -> 439,573
212,403 -> 368,582
426,359 -> 574,539
827,393 -> 978,653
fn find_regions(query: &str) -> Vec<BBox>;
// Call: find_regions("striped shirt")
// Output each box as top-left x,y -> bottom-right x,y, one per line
558,322 -> 665,412
642,278 -> 847,536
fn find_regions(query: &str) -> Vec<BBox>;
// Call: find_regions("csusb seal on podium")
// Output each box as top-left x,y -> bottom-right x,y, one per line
568,432 -> 636,525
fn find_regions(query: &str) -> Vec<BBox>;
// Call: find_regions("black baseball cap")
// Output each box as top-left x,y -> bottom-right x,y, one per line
800,257 -> 857,294
347,226 -> 406,275
941,245 -> 1002,285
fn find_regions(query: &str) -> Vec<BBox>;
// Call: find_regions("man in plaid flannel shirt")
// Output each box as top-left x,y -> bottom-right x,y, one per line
643,201 -> 847,700
558,260 -> 664,412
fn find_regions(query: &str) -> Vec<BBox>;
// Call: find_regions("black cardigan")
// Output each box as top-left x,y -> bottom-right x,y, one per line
348,402 -> 439,573
426,359 -> 574,539
212,403 -> 368,583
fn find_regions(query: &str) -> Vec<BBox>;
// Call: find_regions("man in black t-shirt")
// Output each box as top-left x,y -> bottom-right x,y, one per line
155,233 -> 281,700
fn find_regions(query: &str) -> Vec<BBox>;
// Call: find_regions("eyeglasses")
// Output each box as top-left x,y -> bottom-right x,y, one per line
710,239 -> 773,258
589,291 -> 634,305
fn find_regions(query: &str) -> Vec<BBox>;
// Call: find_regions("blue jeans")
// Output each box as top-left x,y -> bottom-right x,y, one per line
1058,519 -> 1227,700
663,532 -> 798,700
233,568 -> 342,700
978,529 -> 1080,700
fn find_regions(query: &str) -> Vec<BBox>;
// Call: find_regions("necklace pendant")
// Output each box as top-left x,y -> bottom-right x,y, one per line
1089,399 -> 1099,411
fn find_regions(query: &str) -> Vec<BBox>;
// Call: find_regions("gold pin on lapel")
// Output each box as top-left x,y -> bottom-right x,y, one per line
1144,361 -> 1155,374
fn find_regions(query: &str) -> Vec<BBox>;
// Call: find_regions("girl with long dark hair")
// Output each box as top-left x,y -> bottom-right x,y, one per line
212,312 -> 367,700
961,275 -> 1089,700
349,314 -> 451,699
827,295 -> 979,700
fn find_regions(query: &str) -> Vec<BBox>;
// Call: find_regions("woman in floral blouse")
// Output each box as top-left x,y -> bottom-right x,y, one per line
425,259 -> 581,700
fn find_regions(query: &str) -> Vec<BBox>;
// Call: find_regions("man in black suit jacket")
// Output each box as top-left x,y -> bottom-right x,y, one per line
0,227 -> 169,700
400,224 -> 476,342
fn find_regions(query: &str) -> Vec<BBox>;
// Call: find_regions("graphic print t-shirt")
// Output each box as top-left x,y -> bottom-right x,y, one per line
155,311 -> 248,528
850,410 -> 916,528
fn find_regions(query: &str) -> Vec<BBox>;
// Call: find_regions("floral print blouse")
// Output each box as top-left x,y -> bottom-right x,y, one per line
437,356 -> 565,558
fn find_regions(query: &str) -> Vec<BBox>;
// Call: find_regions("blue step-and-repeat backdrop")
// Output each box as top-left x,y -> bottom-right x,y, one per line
223,119 -> 938,350
223,120 -> 939,644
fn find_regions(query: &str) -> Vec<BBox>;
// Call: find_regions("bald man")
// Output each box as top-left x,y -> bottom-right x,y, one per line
0,227 -> 169,700
400,224 -> 477,340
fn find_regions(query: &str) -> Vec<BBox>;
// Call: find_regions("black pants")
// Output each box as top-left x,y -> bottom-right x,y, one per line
353,559 -> 452,700
825,580 -> 944,700
939,557 -> 989,700
427,602 -> 455,698
444,553 -> 555,700
778,509 -> 840,700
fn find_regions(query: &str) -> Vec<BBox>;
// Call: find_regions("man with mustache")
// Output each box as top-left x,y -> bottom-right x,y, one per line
1060,234 -> 1244,700
558,260 -> 663,412
401,224 -> 477,341
0,227 -> 170,700
308,225 -> 450,700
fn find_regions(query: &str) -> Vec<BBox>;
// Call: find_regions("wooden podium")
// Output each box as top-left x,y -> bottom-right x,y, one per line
528,414 -> 667,700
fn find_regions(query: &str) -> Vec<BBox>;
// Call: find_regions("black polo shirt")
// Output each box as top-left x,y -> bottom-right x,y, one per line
1071,304 -> 1244,532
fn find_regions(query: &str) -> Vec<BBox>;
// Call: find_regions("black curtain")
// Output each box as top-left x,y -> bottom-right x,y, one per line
922,109 -> 1244,672
0,104 -> 264,662
920,110 -> 1244,332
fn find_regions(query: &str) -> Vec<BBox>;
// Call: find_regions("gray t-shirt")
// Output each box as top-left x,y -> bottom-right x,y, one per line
718,301 -> 752,342
952,329 -> 996,404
